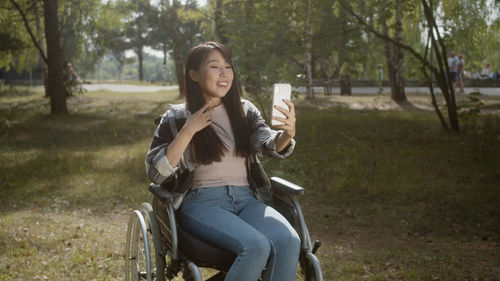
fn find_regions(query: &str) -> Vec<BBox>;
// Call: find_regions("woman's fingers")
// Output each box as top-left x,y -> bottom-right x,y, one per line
272,116 -> 294,131
282,99 -> 295,114
273,99 -> 296,138
274,100 -> 295,119
186,102 -> 215,133
272,116 -> 288,124
274,105 -> 290,117
200,100 -> 213,112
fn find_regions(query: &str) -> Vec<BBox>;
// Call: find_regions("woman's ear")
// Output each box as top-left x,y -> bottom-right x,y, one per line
189,69 -> 199,82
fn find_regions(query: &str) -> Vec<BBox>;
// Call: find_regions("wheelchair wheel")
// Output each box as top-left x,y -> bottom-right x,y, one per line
140,202 -> 166,281
125,203 -> 165,281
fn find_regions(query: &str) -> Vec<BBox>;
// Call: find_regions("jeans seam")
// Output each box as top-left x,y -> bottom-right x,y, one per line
262,239 -> 276,281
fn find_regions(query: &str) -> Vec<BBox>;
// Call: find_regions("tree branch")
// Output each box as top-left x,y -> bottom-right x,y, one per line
9,0 -> 48,64
337,0 -> 439,75
421,0 -> 457,107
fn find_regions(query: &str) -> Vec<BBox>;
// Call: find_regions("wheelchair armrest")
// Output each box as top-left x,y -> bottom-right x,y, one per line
270,177 -> 304,195
149,183 -> 177,203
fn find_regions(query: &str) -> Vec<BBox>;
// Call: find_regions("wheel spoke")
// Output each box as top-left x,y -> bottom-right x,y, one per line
295,272 -> 305,281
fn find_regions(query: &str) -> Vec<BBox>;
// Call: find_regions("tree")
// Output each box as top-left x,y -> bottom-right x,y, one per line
0,1 -> 41,76
314,1 -> 366,81
437,0 -> 500,73
150,0 -> 171,66
43,0 -> 68,114
221,0 -> 297,116
379,0 -> 407,103
213,0 -> 228,44
339,0 -> 460,131
59,0 -> 104,77
95,2 -> 130,80
151,0 -> 203,96
116,0 -> 155,81
9,0 -> 68,114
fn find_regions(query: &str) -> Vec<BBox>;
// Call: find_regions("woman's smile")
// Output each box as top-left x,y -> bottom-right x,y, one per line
192,50 -> 234,101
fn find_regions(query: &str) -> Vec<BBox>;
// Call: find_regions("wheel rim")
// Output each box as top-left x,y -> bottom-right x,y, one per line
125,210 -> 153,281
141,202 -> 167,281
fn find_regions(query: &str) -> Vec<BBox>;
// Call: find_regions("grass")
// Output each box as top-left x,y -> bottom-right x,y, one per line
1,86 -> 500,280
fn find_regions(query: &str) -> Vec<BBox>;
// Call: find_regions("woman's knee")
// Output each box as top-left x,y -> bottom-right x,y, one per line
274,228 -> 301,256
240,234 -> 271,261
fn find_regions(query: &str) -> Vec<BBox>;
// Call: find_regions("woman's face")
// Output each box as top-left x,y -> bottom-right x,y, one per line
191,50 -> 234,102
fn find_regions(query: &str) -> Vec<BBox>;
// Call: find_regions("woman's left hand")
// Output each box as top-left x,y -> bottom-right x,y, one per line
272,99 -> 296,138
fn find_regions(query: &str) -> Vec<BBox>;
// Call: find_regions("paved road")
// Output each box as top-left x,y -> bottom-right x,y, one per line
83,84 -> 178,92
84,83 -> 500,96
296,86 -> 500,96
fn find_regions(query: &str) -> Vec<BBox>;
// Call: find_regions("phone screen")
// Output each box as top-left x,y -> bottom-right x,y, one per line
271,83 -> 292,126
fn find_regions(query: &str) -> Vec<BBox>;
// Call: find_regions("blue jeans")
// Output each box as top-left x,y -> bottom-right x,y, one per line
179,185 -> 300,281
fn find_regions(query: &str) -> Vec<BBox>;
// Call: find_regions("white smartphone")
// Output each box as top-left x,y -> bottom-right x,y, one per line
271,83 -> 292,126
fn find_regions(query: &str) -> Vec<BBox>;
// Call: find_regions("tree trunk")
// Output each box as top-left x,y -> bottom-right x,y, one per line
380,2 -> 406,103
304,0 -> 314,99
391,0 -> 407,103
360,0 -> 368,79
215,0 -> 228,44
44,0 -> 67,114
422,31 -> 448,129
162,43 -> 167,65
240,0 -> 269,120
169,0 -> 186,97
421,0 -> 459,131
137,47 -> 144,81
35,3 -> 49,97
173,49 -> 184,96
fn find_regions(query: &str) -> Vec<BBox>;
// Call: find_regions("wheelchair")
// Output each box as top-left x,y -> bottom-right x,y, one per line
125,175 -> 323,281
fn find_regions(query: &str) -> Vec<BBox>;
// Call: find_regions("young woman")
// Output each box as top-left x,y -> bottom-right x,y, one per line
145,42 -> 300,281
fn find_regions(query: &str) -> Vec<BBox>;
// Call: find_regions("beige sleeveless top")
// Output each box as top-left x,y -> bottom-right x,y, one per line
191,103 -> 249,188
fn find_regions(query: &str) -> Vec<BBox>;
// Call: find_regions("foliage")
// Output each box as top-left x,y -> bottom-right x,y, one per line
438,0 -> 500,73
59,0 -> 104,76
0,1 -> 40,72
2,0 -> 500,84
91,52 -> 173,83
457,92 -> 484,131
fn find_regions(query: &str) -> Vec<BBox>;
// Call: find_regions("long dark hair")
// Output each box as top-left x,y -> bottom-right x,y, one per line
184,42 -> 251,165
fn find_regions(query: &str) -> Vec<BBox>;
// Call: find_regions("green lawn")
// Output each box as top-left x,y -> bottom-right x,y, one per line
1,87 -> 499,280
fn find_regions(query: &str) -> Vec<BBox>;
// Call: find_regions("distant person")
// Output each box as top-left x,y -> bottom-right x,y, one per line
376,64 -> 383,93
456,54 -> 465,93
447,51 -> 458,91
481,63 -> 492,78
67,63 -> 81,85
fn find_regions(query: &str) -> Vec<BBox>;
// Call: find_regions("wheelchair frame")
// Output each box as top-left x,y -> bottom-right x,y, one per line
125,176 -> 323,281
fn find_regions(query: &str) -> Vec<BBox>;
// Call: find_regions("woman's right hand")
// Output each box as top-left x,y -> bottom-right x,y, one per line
165,101 -> 214,167
183,101 -> 214,136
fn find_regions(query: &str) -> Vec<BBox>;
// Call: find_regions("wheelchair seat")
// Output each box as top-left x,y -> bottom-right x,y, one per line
178,223 -> 235,272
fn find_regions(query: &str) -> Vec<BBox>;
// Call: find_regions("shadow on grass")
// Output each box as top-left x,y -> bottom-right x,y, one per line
0,96 -> 174,213
3,100 -> 169,150
263,105 -> 500,239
